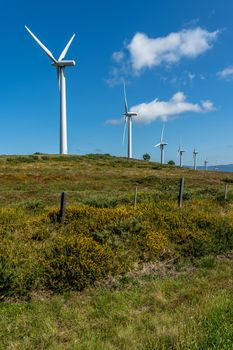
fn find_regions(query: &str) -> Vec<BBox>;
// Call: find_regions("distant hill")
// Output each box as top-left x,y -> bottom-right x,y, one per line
197,164 -> 233,172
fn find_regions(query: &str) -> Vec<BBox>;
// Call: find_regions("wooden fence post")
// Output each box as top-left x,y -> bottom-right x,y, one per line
59,192 -> 67,223
178,178 -> 185,208
224,184 -> 228,201
134,187 -> 138,209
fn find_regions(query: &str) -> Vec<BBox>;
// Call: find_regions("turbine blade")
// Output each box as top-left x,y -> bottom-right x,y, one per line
161,125 -> 165,143
123,80 -> 128,114
122,117 -> 127,145
25,26 -> 57,64
58,34 -> 75,61
154,143 -> 161,148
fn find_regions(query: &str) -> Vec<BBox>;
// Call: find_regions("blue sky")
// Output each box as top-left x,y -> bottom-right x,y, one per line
1,0 -> 233,165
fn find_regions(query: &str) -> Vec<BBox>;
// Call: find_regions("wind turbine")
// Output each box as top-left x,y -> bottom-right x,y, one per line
193,149 -> 198,170
178,140 -> 185,168
25,26 -> 76,155
122,81 -> 137,159
204,159 -> 208,171
154,126 -> 168,164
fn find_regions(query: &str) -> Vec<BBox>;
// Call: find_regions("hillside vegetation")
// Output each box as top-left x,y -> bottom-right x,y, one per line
0,154 -> 233,349
1,153 -> 233,296
0,153 -> 232,207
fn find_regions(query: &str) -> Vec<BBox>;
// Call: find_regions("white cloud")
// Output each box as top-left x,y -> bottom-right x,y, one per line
130,92 -> 214,123
105,118 -> 123,125
127,27 -> 219,71
106,56 -> 130,87
201,100 -> 214,111
217,66 -> 233,79
112,51 -> 124,62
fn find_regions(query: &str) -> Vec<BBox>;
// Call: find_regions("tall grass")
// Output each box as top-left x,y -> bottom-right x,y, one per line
0,257 -> 232,349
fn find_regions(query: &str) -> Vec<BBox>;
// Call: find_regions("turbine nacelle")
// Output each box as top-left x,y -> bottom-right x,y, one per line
154,142 -> 168,148
52,60 -> 76,67
123,112 -> 137,117
160,142 -> 168,147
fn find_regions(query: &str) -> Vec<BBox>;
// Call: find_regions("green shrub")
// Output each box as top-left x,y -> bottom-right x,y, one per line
143,153 -> 151,161
82,195 -> 132,208
6,156 -> 36,163
22,200 -> 46,213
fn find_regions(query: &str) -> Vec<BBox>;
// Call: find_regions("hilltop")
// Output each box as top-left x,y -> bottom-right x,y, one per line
0,153 -> 233,208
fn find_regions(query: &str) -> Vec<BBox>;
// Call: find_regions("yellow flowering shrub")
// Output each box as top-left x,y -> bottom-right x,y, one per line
45,234 -> 117,292
1,199 -> 233,298
144,230 -> 169,257
0,238 -> 46,298
0,208 -> 26,236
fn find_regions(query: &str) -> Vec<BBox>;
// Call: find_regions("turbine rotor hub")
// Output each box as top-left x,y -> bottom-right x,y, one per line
52,60 -> 76,67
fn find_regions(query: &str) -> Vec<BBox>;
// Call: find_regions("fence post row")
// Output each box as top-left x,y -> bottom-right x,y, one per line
58,181 -> 229,219
178,177 -> 185,208
59,192 -> 67,223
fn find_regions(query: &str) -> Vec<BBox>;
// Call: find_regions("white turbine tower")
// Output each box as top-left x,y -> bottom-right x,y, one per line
154,126 -> 168,165
178,141 -> 185,168
25,26 -> 76,155
122,81 -> 137,159
193,149 -> 198,170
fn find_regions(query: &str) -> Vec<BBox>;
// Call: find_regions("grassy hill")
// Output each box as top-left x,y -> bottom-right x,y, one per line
1,154 -> 233,349
0,153 -> 232,208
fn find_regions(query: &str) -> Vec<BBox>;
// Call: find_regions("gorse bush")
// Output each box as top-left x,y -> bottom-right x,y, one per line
45,235 -> 116,292
0,239 -> 46,298
0,200 -> 233,298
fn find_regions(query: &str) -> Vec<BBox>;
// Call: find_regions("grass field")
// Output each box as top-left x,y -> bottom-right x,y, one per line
1,154 -> 233,349
1,255 -> 233,349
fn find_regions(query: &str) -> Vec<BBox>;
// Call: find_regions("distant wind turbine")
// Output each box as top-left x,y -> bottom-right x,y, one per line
154,126 -> 168,164
122,81 -> 137,159
25,26 -> 76,155
178,140 -> 185,168
204,159 -> 208,171
193,148 -> 198,170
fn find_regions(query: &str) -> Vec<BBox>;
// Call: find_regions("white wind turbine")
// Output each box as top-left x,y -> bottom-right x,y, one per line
193,148 -> 198,170
122,81 -> 137,159
25,26 -> 76,155
154,125 -> 168,164
178,140 -> 185,168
